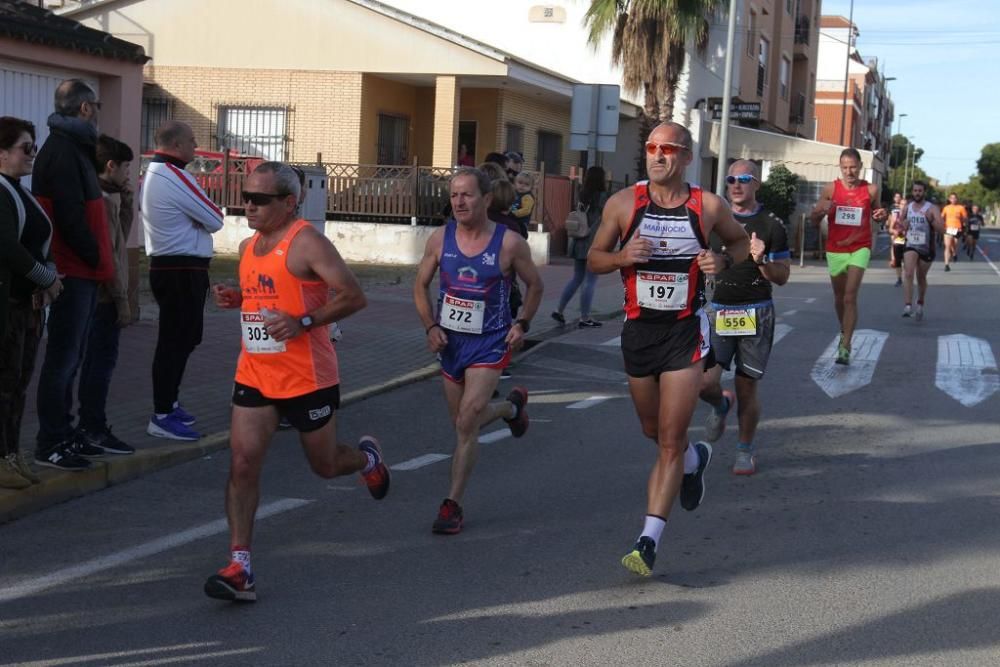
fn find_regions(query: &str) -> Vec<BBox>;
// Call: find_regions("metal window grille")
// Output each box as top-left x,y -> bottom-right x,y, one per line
536,131 -> 562,175
377,113 -> 409,165
140,98 -> 171,152
506,124 -> 524,154
216,105 -> 287,160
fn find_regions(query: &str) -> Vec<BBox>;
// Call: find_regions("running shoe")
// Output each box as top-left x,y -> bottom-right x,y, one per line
70,436 -> 106,458
915,304 -> 924,322
34,442 -> 91,472
704,389 -> 735,443
944,264 -> 951,272
902,305 -> 911,318
503,387 -> 529,437
204,561 -> 256,602
11,451 -> 40,483
621,536 -> 656,577
171,406 -> 196,426
835,345 -> 850,366
358,436 -> 390,500
578,318 -> 603,328
79,427 -> 135,455
894,278 -> 902,287
732,447 -> 757,476
432,498 -> 464,535
0,456 -> 32,490
550,311 -> 566,324
147,413 -> 201,441
680,441 -> 713,511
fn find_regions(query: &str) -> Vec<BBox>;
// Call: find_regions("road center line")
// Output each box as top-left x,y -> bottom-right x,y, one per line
0,498 -> 312,605
977,245 -> 1000,279
567,395 -> 612,409
601,336 -> 621,347
391,453 -> 451,471
479,429 -> 511,444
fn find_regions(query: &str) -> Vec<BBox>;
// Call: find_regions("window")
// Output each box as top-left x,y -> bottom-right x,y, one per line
506,123 -> 524,155
536,131 -> 562,174
779,56 -> 791,100
376,113 -> 409,165
747,11 -> 757,57
217,106 -> 287,160
786,0 -> 793,14
757,36 -> 769,96
140,98 -> 171,153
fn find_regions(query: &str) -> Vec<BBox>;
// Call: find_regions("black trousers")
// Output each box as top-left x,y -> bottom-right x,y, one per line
0,300 -> 43,456
150,265 -> 208,414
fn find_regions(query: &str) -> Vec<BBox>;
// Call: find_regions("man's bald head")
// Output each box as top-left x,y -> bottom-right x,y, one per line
728,159 -> 760,180
154,121 -> 197,163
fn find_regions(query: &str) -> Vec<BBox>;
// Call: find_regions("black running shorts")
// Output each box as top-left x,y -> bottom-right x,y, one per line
232,382 -> 340,433
621,310 -> 714,378
708,302 -> 775,380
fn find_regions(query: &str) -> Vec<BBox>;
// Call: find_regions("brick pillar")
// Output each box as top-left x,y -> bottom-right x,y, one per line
432,75 -> 459,168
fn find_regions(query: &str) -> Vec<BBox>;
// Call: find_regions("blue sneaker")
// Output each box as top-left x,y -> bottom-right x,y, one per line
171,405 -> 196,426
147,413 -> 201,441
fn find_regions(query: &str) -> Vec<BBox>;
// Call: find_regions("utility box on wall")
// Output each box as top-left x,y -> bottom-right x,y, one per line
299,165 -> 327,231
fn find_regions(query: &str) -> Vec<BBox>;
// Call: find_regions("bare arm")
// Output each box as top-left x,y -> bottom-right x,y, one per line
587,188 -> 651,274
413,228 -> 447,352
211,236 -> 251,308
698,193 -> 749,274
810,183 -> 834,223
869,183 -> 888,223
927,205 -> 946,235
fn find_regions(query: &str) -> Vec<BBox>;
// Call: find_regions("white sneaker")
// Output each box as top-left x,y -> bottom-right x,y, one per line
703,390 -> 734,443
915,304 -> 924,321
902,305 -> 911,318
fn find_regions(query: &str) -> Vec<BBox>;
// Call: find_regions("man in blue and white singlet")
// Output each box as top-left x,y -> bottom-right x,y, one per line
588,122 -> 750,577
414,167 -> 543,536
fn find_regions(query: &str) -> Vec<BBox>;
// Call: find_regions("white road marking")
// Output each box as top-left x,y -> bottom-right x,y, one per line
391,453 -> 451,471
810,329 -> 889,398
935,334 -> 1000,407
721,324 -> 793,381
782,309 -> 798,318
977,245 -> 1000,279
479,429 -> 511,444
601,336 -> 621,346
806,297 -> 817,304
10,643 -> 264,667
567,395 -> 612,409
0,498 -> 311,604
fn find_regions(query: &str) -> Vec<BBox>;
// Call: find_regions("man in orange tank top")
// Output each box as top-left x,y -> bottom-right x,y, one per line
203,163 -> 390,603
810,148 -> 887,365
940,193 -> 967,271
588,122 -> 750,577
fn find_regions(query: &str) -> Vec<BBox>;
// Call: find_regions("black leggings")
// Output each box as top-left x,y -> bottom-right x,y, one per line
150,266 -> 208,414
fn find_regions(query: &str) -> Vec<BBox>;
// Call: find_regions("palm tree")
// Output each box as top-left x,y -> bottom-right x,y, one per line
585,0 -> 722,175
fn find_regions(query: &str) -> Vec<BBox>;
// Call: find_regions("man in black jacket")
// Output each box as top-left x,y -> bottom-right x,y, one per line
32,79 -> 115,471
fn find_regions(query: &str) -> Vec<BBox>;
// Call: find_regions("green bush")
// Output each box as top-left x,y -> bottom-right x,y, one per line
758,163 -> 799,223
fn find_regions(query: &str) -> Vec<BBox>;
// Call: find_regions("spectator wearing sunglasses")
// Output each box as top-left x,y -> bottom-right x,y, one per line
141,121 -> 224,441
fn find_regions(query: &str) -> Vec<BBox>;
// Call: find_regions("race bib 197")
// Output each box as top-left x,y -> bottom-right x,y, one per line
835,206 -> 864,227
715,307 -> 757,336
636,271 -> 689,311
242,312 -> 286,354
440,294 -> 485,334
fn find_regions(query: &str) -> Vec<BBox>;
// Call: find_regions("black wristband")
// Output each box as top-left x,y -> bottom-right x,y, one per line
515,318 -> 530,333
426,323 -> 442,335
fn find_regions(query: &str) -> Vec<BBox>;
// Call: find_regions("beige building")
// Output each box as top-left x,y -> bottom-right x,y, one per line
62,0 -> 641,177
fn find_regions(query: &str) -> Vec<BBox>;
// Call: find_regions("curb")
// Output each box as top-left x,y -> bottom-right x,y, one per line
0,309 -> 621,526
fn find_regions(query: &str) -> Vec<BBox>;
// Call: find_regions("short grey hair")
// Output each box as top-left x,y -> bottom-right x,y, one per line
54,79 -> 96,116
451,167 -> 491,197
728,159 -> 761,180
253,161 -> 302,200
154,120 -> 192,150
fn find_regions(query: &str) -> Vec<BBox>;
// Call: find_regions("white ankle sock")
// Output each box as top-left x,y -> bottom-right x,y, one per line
639,514 -> 666,546
231,547 -> 252,574
683,443 -> 699,474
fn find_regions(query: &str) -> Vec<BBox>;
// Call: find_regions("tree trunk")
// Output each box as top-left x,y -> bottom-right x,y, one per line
659,42 -> 687,124
637,83 -> 660,181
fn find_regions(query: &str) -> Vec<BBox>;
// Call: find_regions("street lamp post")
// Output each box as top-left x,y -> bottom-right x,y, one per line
894,113 -> 908,192
838,0 -> 856,146
902,136 -> 915,196
715,0 -> 739,196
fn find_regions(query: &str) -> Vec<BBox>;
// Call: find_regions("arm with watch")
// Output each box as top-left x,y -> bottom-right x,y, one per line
751,226 -> 791,286
697,192 -> 750,275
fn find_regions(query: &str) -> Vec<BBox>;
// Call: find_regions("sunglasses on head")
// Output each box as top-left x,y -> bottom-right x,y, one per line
241,191 -> 291,206
726,174 -> 756,185
645,142 -> 688,156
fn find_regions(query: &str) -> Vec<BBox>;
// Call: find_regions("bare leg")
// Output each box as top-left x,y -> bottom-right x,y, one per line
442,368 -> 513,503
226,405 -> 280,549
734,374 -> 761,445
830,272 -> 847,333
917,259 -> 931,302
840,266 -> 866,349
298,413 -> 368,479
902,251 -> 917,306
698,363 -> 725,407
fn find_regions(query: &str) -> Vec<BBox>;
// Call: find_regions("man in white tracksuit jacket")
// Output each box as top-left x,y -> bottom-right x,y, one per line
141,120 -> 223,440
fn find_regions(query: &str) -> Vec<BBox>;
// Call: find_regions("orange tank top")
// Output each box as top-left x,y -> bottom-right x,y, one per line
235,219 -> 339,398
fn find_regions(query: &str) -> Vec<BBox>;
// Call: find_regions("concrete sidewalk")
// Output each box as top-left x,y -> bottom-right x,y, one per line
0,258 -> 625,523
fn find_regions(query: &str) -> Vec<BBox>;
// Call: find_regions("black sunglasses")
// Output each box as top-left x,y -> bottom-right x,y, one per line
18,142 -> 38,155
242,191 -> 291,206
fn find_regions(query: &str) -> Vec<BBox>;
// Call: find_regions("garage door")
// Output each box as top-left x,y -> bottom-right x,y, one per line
0,60 -> 99,189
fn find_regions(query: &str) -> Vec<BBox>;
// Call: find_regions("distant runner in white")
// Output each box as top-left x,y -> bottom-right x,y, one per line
898,180 -> 944,321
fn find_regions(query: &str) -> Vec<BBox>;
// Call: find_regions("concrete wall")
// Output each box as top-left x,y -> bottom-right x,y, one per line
214,217 -> 551,266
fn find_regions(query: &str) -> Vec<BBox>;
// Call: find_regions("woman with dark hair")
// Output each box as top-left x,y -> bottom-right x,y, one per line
0,116 -> 62,488
552,166 -> 607,327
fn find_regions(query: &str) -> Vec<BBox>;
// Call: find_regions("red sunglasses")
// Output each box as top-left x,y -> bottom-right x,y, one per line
645,142 -> 688,156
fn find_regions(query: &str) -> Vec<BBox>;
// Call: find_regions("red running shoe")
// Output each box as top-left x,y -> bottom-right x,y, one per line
432,498 -> 464,535
359,436 -> 390,500
204,561 -> 256,602
504,387 -> 529,437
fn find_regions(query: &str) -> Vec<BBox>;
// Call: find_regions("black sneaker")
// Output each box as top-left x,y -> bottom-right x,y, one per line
35,443 -> 91,471
503,387 -> 529,437
578,318 -> 603,328
79,427 -> 135,455
70,436 -> 107,458
679,441 -> 713,511
621,536 -> 656,577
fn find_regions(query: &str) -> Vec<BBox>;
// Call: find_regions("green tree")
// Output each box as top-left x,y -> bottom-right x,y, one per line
584,0 -> 722,177
948,175 -> 1000,209
758,164 -> 799,223
886,134 -> 935,201
976,143 -> 1000,190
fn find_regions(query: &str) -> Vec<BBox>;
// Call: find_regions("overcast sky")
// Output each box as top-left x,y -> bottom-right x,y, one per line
821,0 -> 998,185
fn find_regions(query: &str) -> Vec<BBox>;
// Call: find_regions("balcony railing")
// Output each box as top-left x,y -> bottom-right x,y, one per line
794,17 -> 810,45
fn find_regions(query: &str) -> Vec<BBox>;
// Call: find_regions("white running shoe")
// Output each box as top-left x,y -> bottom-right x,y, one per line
902,305 -> 911,318
915,304 -> 924,321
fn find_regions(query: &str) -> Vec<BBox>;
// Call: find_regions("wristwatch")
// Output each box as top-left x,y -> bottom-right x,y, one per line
515,318 -> 530,333
756,254 -> 770,266
299,315 -> 314,331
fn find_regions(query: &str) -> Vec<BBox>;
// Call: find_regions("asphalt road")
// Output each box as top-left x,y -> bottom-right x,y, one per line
2,231 -> 999,666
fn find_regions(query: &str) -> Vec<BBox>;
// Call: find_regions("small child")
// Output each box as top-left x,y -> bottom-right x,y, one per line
511,172 -> 535,222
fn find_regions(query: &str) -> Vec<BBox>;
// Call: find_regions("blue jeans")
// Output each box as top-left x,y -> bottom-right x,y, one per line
35,277 -> 98,452
78,301 -> 121,434
558,259 -> 598,318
